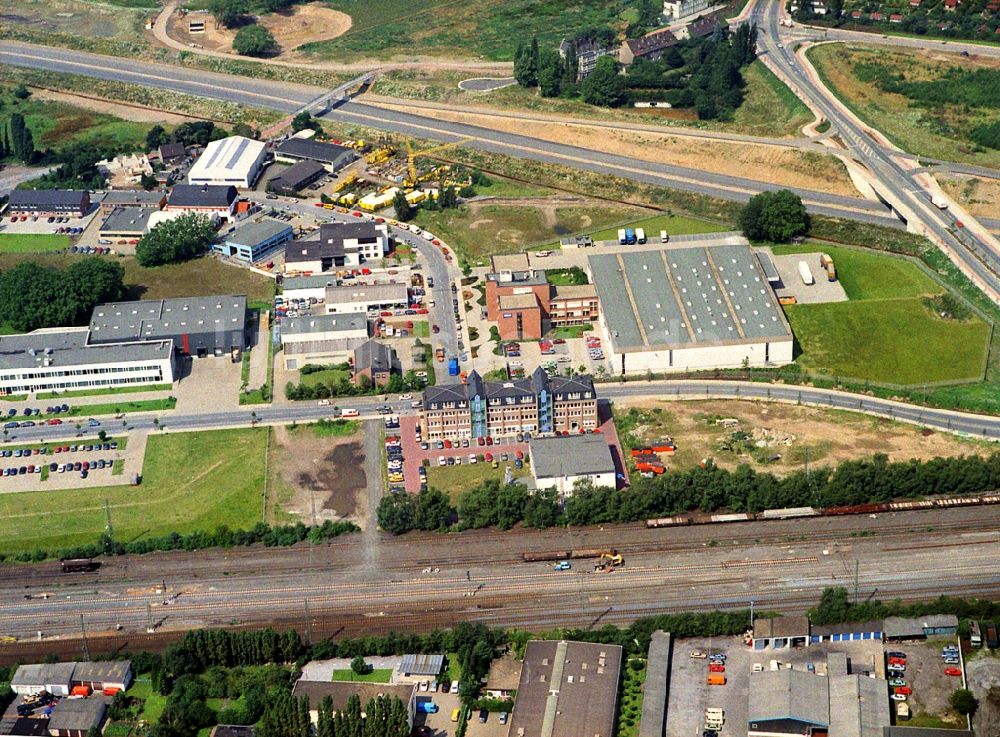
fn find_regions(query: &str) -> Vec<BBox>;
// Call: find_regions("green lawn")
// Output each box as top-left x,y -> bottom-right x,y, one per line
550,325 -> 593,340
300,368 -> 352,387
771,244 -> 942,300
729,60 -> 814,137
128,679 -> 167,723
297,419 -> 360,438
426,458 -> 529,502
586,213 -> 729,243
0,428 -> 268,554
0,234 -> 71,253
785,298 -> 989,385
37,383 -> 172,400
50,397 -> 176,420
332,668 -> 394,683
411,321 -> 430,338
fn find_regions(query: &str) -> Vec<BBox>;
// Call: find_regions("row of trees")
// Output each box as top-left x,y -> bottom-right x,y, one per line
0,259 -> 124,333
378,450 -> 1000,534
797,0 -> 1000,41
136,213 -> 217,267
3,113 -> 34,163
285,367 -> 425,401
315,694 -> 410,737
2,519 -> 358,564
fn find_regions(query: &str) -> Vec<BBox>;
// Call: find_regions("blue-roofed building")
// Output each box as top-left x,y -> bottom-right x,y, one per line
218,218 -> 293,263
587,237 -> 793,374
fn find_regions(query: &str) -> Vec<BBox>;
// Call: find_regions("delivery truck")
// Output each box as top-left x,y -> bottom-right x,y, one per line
448,357 -> 460,376
635,227 -> 647,244
618,229 -> 627,245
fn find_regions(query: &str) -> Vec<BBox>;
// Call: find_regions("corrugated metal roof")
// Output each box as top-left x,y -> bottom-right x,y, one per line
398,653 -> 444,676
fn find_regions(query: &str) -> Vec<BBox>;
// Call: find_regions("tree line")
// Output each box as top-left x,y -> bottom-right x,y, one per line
0,519 -> 359,564
285,367 -> 425,401
378,450 -> 1000,534
0,259 -> 125,333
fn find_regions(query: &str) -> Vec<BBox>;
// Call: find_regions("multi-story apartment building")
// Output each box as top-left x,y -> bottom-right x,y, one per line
421,369 -> 599,440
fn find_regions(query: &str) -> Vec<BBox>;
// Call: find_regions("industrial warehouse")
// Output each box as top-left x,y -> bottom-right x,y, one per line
587,238 -> 794,373
187,136 -> 267,188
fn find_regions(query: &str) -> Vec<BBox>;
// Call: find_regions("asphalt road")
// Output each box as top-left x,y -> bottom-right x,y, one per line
788,22 -> 1000,59
0,40 -> 904,229
2,504 -> 999,657
751,3 -> 1000,302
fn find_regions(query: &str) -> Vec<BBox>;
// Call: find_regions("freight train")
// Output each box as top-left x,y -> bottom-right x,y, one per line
645,494 -> 1000,528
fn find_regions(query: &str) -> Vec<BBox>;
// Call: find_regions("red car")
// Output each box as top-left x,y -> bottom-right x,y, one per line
444,439 -> 453,449
484,453 -> 493,463
708,663 -> 725,673
894,686 -> 912,695
46,419 -> 62,426
944,667 -> 962,676
351,211 -> 362,218
888,657 -> 906,666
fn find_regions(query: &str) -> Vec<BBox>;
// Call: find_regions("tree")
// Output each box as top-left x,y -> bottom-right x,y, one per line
739,189 -> 809,242
377,492 -> 416,534
514,38 -> 539,88
140,173 -> 159,191
580,56 -> 626,107
537,47 -> 563,97
560,41 -> 579,93
950,689 -> 978,716
13,84 -> 30,100
136,213 -> 217,267
350,655 -> 370,676
413,488 -> 453,531
392,189 -> 414,221
9,113 -> 34,163
209,0 -> 249,28
0,259 -> 125,332
233,24 -> 276,57
146,124 -> 169,151
290,111 -> 317,133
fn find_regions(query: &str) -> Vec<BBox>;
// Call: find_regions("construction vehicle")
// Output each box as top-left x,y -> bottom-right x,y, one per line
404,138 -> 473,188
333,172 -> 358,192
594,550 -> 624,571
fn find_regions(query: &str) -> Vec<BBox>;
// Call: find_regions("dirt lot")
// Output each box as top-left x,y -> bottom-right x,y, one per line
269,424 -> 367,523
367,101 -> 859,197
0,0 -> 146,41
169,3 -> 352,58
939,175 -> 1000,221
967,650 -> 1000,736
29,88 -> 208,125
891,637 -> 967,727
612,398 -> 994,475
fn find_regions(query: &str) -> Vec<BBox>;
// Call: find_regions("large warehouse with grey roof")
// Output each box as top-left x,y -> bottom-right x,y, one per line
587,238 -> 793,373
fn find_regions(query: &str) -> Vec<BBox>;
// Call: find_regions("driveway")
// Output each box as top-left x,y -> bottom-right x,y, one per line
174,356 -> 242,412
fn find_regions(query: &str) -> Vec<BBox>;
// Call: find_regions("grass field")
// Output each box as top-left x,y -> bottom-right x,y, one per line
587,213 -> 729,242
772,245 -> 990,385
332,668 -> 394,683
426,459 -> 529,501
301,368 -> 351,387
0,234 -> 71,253
0,253 -> 276,304
38,384 -> 172,400
728,61 -> 814,136
304,0 -> 626,61
807,44 -> 1000,169
0,83 -> 150,153
129,680 -> 167,723
0,428 -> 267,554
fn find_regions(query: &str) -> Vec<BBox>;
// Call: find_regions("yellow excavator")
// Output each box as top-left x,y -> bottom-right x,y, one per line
594,550 -> 623,572
404,138 -> 473,188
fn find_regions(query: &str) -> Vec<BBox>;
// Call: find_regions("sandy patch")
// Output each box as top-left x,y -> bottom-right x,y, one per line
613,397 -> 993,475
371,102 -> 859,197
170,3 -> 351,57
29,88 -> 198,125
269,424 -> 367,523
939,175 -> 1000,221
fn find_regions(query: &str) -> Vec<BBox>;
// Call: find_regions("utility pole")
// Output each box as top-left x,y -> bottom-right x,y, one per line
304,600 -> 313,645
80,615 -> 90,661
854,559 -> 860,604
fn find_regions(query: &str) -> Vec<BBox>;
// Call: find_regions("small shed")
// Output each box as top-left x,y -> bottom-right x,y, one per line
395,654 -> 444,683
753,616 -> 810,650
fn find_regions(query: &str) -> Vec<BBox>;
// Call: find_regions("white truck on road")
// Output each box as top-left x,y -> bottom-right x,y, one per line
931,195 -> 949,209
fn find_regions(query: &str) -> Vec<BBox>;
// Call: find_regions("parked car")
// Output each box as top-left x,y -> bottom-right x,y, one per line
689,651 -> 707,659
945,667 -> 962,676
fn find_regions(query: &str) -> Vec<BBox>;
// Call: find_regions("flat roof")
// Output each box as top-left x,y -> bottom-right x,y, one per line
275,138 -> 355,165
188,136 -> 266,181
226,218 -> 293,248
491,253 -> 532,272
498,293 -> 540,310
398,653 -> 444,676
638,631 -> 671,737
830,674 -> 891,737
291,681 -> 415,711
529,434 -> 615,479
0,328 -> 172,371
753,616 -> 810,639
486,655 -> 523,692
100,206 -> 155,234
283,313 -> 368,337
748,670 -> 829,727
510,640 -> 622,737
588,242 -> 791,353
102,190 -> 165,207
283,275 -> 340,291
883,615 -> 959,638
89,295 -> 247,343
325,283 -> 408,304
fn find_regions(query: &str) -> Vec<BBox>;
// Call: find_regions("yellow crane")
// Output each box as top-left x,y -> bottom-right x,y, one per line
404,138 -> 473,188
594,550 -> 623,571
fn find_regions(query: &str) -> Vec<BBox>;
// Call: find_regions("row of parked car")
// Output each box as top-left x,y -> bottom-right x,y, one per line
7,404 -> 70,417
2,457 -> 115,478
0,441 -> 119,459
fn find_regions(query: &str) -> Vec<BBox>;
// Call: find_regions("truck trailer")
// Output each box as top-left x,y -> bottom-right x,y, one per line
798,261 -> 815,286
618,229 -> 628,245
635,227 -> 647,244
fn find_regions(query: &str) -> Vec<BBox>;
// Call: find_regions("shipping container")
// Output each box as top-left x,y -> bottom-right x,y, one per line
985,621 -> 998,649
523,550 -> 571,562
798,261 -> 815,285
706,674 -> 726,685
448,357 -> 460,376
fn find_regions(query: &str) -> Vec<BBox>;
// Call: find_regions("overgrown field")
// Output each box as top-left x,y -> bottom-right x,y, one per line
303,0 -> 636,61
0,428 -> 267,554
807,44 -> 1000,168
775,244 -> 991,385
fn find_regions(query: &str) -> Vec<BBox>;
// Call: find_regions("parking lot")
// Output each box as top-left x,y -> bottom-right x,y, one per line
412,690 -> 462,736
0,433 -> 144,492
889,637 -> 966,723
463,708 -> 510,737
770,251 -> 848,305
1,208 -> 99,235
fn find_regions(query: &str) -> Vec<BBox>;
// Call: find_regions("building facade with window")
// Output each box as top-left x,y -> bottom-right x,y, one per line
421,368 -> 598,440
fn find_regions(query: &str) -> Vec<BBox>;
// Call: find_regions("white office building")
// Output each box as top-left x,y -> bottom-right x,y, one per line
663,0 -> 712,21
187,136 -> 267,188
324,283 -> 409,315
0,327 -> 174,396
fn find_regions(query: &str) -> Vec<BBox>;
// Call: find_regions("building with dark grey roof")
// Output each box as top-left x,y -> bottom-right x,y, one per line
280,313 -> 368,370
89,295 -> 247,357
588,239 -> 793,374
99,206 -> 155,238
753,616 -> 811,649
218,218 -> 293,263
71,661 -> 133,691
10,663 -> 77,697
6,189 -> 90,217
267,159 -> 327,194
99,190 -> 166,214
285,222 -> 390,273
274,138 -> 357,172
510,640 -> 622,737
421,367 -> 598,440
529,434 -> 616,496
47,698 -> 106,737
159,142 -> 187,165
353,339 -> 398,387
165,184 -> 239,222
0,328 -> 174,396
620,28 -> 679,65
